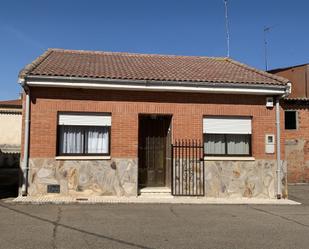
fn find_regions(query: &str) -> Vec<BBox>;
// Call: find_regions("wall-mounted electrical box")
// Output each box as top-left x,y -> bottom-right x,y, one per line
266,97 -> 274,108
265,134 -> 275,154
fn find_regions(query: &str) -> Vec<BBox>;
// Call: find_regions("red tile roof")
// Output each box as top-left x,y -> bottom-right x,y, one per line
19,48 -> 289,86
0,99 -> 22,108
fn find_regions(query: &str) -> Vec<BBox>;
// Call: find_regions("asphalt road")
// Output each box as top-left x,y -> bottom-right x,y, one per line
0,185 -> 308,249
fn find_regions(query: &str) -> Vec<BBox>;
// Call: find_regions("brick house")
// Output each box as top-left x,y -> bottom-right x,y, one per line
269,64 -> 309,183
18,49 -> 291,199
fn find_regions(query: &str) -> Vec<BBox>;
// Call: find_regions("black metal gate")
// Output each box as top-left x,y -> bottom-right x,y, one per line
171,140 -> 205,196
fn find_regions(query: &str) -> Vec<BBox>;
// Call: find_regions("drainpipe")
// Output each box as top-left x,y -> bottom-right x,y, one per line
20,79 -> 30,196
275,97 -> 282,199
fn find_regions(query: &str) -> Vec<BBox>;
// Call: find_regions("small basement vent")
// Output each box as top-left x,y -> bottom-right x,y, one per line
47,184 -> 60,193
76,198 -> 89,201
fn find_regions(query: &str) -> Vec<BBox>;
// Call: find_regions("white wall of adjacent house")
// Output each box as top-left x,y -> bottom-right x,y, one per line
0,110 -> 22,152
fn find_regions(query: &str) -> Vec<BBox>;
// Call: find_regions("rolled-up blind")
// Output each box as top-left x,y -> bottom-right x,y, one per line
58,113 -> 111,126
203,116 -> 251,134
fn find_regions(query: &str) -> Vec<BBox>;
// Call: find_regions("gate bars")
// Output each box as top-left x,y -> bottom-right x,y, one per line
171,140 -> 205,196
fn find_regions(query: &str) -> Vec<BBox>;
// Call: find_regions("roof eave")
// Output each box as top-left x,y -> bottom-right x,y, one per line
22,75 -> 290,96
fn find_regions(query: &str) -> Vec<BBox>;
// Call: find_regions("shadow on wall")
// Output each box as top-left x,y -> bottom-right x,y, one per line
31,87 -> 265,106
0,152 -> 21,199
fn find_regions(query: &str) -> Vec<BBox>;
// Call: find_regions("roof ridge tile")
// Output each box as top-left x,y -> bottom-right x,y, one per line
48,48 -> 227,60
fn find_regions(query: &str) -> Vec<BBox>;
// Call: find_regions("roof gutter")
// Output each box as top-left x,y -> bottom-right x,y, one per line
24,75 -> 290,96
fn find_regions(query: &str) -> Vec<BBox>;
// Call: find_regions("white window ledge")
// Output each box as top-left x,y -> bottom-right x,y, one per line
204,156 -> 255,161
55,156 -> 111,160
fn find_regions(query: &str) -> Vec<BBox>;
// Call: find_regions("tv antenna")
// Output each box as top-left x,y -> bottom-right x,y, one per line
263,26 -> 272,71
224,0 -> 230,57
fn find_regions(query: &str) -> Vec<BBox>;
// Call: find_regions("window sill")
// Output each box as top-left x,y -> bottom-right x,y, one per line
204,156 -> 255,161
55,156 -> 111,160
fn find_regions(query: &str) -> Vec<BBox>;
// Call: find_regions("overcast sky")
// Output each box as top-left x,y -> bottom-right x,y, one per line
0,0 -> 308,100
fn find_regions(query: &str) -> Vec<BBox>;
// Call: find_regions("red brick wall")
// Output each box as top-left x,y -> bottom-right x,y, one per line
272,66 -> 308,99
23,87 -> 285,160
282,101 -> 309,183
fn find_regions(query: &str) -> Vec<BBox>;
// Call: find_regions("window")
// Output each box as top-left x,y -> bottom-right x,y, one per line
285,111 -> 297,130
57,113 -> 111,156
203,116 -> 252,156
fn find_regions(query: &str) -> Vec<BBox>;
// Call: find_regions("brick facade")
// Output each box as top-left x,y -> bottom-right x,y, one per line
19,87 -> 288,198
25,87 -> 285,160
270,65 -> 309,183
282,101 -> 309,183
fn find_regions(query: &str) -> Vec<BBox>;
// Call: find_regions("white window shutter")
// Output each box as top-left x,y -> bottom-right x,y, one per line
203,116 -> 251,134
58,114 -> 111,126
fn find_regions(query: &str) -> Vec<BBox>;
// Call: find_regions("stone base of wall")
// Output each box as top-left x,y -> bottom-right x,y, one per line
205,160 -> 285,198
26,158 -> 284,199
28,158 -> 137,197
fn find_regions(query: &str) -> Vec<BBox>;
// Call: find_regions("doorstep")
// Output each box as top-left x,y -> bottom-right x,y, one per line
12,196 -> 301,205
138,187 -> 172,198
139,187 -> 171,194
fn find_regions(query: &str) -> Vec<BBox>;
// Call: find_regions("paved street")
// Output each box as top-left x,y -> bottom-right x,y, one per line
0,185 -> 308,249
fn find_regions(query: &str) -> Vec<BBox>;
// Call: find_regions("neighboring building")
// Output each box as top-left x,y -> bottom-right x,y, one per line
269,64 -> 309,183
0,99 -> 22,193
18,49 -> 291,199
0,99 -> 22,153
0,99 -> 22,154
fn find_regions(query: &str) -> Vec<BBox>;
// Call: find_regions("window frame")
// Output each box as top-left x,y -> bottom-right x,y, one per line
56,112 -> 111,157
284,110 -> 298,130
203,133 -> 252,157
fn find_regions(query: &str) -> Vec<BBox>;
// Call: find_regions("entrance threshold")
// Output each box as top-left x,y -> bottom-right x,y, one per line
139,187 -> 172,198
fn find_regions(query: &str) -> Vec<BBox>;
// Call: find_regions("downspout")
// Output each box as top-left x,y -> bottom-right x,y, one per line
275,97 -> 282,199
276,82 -> 292,199
20,79 -> 30,196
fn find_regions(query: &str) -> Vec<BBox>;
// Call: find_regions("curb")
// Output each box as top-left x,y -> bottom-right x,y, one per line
11,197 -> 301,205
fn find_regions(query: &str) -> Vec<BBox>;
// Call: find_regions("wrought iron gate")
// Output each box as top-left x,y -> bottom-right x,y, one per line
171,140 -> 205,196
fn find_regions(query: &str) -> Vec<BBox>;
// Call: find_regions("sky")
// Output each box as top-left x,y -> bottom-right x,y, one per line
0,0 -> 308,100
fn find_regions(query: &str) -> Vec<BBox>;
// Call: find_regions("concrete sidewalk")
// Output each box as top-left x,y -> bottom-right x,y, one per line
12,195 -> 301,205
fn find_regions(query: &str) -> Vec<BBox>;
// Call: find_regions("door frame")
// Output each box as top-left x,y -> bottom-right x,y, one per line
137,114 -> 173,189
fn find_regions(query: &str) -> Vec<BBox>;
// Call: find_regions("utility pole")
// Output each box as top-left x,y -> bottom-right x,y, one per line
263,26 -> 271,71
224,0 -> 230,57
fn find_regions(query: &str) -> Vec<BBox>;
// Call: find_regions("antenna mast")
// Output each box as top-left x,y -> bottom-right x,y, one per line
224,0 -> 230,57
263,26 -> 271,71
